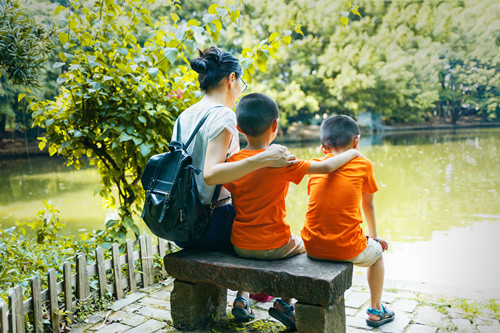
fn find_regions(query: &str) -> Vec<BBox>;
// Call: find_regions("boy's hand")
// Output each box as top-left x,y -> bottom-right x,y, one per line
264,144 -> 298,167
373,236 -> 388,252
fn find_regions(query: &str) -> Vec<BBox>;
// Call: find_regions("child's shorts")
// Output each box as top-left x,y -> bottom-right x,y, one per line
234,233 -> 305,260
308,237 -> 382,267
345,238 -> 383,267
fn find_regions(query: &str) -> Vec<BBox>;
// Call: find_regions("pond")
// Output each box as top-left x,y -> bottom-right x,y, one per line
1,128 -> 499,295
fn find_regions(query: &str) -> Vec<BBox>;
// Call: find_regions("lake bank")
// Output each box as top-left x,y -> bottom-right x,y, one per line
2,121 -> 500,159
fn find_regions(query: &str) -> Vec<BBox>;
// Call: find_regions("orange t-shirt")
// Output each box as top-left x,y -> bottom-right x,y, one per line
301,154 -> 378,260
224,149 -> 311,250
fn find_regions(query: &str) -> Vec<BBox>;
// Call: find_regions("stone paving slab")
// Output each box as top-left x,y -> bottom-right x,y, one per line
71,276 -> 500,333
405,323 -> 438,333
452,318 -> 474,332
107,311 -> 148,327
111,292 -> 147,311
125,319 -> 167,333
135,305 -> 172,322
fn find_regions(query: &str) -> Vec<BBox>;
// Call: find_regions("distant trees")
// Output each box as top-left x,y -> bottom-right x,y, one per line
219,0 -> 499,127
0,0 -> 57,142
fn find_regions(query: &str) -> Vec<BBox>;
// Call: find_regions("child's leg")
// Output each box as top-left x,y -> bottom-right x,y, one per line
367,255 -> 384,316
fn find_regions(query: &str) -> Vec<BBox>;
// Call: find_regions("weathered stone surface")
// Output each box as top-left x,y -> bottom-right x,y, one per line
346,316 -> 373,330
135,306 -> 172,322
164,251 -> 352,306
124,319 -> 167,333
378,312 -> 411,333
295,296 -> 346,333
107,311 -> 148,327
93,322 -> 130,333
477,325 -> 500,333
345,290 -> 370,309
405,324 -> 438,333
110,292 -> 147,311
391,298 -> 418,313
138,296 -> 171,310
345,307 -> 358,316
170,279 -> 227,330
452,318 -> 474,332
413,305 -> 448,326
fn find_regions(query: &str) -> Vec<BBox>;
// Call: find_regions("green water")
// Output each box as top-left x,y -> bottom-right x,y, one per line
1,128 -> 499,291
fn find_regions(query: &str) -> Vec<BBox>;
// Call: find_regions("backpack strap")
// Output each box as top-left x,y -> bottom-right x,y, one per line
181,105 -> 224,149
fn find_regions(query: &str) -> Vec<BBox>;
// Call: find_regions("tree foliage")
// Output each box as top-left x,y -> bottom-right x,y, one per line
219,0 -> 499,127
0,0 -> 56,86
31,0 -> 301,237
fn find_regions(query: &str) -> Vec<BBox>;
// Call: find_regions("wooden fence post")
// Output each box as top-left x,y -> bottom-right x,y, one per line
48,268 -> 60,332
146,234 -> 154,285
139,235 -> 152,287
112,243 -> 124,299
76,253 -> 90,303
126,239 -> 137,292
0,301 -> 7,333
158,237 -> 168,279
63,262 -> 73,324
31,276 -> 43,333
95,247 -> 107,297
9,285 -> 25,333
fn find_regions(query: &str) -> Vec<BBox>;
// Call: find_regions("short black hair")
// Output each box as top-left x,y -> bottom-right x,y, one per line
190,47 -> 243,91
321,115 -> 360,149
236,93 -> 279,137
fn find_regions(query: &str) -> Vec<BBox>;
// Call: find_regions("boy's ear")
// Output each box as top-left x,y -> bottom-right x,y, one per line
271,119 -> 278,132
320,145 -> 329,155
236,124 -> 244,134
352,135 -> 360,149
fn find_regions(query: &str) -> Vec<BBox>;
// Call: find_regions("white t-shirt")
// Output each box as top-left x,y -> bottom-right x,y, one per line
171,103 -> 240,205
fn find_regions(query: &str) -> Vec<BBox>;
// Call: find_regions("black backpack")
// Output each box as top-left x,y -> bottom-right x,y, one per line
140,109 -> 222,242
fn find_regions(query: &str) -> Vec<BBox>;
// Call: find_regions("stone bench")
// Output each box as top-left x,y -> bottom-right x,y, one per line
163,250 -> 353,332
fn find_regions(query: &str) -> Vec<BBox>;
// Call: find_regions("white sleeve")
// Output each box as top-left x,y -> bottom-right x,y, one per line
207,108 -> 238,142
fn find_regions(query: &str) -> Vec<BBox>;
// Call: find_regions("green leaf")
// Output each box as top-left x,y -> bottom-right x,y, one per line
269,32 -> 279,41
147,68 -> 159,76
340,17 -> 349,27
139,143 -> 152,156
58,32 -> 69,45
138,116 -> 147,124
38,141 -> 46,151
187,19 -> 199,27
118,47 -> 128,56
55,5 -> 66,15
18,93 -> 26,102
203,13 -> 217,23
240,58 -> 253,70
48,146 -> 57,156
54,62 -> 65,68
163,48 -> 178,65
120,132 -> 133,142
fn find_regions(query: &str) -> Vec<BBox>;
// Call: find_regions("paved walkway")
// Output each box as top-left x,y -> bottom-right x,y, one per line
72,275 -> 500,333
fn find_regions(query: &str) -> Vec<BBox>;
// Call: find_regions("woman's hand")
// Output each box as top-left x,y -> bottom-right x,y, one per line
256,144 -> 297,168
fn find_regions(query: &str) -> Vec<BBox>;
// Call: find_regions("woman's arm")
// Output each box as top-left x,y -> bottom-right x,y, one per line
203,129 -> 296,185
307,149 -> 359,174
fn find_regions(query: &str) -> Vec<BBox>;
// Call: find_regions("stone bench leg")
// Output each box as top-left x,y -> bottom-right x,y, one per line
295,295 -> 346,333
170,279 -> 227,329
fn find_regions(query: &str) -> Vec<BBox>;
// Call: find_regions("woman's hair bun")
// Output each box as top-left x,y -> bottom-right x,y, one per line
190,58 -> 207,74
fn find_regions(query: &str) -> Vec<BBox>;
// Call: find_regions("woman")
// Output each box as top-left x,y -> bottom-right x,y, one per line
172,47 -> 295,251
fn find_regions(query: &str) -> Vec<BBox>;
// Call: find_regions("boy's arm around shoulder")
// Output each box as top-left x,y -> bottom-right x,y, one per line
361,192 -> 388,251
307,148 -> 360,174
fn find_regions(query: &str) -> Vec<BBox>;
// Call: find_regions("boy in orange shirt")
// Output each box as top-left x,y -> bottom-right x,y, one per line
301,115 -> 395,328
224,93 -> 359,328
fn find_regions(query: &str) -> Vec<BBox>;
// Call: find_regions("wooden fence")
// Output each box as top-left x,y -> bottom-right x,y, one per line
0,234 -> 170,333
